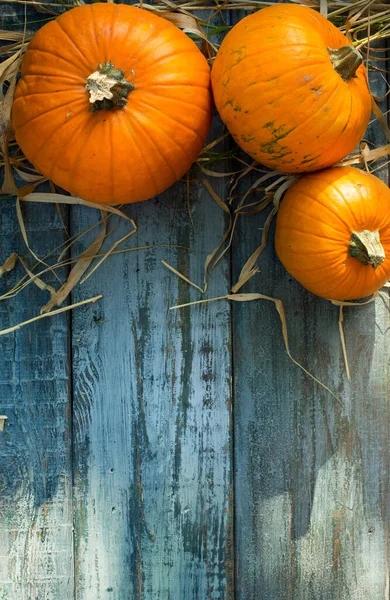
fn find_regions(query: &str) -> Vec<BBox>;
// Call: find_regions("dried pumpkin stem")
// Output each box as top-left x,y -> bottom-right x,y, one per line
328,46 -> 363,81
86,61 -> 134,112
349,230 -> 385,269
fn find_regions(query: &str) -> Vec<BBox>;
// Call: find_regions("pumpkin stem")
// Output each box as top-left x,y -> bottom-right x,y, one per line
86,62 -> 134,112
328,46 -> 363,82
349,230 -> 385,269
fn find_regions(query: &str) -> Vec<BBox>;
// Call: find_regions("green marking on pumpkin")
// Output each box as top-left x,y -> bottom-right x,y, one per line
300,155 -> 321,165
241,134 -> 256,143
266,151 -> 294,160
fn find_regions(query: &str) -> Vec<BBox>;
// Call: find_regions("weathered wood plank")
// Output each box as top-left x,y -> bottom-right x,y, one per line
70,135 -> 233,597
0,199 -> 73,600
232,39 -> 390,600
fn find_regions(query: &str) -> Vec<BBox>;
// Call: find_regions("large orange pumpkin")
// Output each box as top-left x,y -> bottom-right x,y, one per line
275,167 -> 390,301
211,4 -> 371,173
12,4 -> 212,204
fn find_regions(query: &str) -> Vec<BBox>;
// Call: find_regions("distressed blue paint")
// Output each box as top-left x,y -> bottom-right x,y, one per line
71,146 -> 233,599
1,3 -> 390,600
0,199 -> 73,599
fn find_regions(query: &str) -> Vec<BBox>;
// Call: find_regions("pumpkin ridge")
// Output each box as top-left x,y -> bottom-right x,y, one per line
294,85 -> 350,164
127,107 -> 183,180
278,246 -> 343,257
120,117 -> 161,196
263,78 -> 344,149
214,52 -> 327,89
13,97 -> 86,131
137,48 -> 206,73
133,95 -> 205,146
134,24 -> 179,63
18,104 -> 90,167
227,69 -> 327,122
276,225 -> 345,243
54,19 -> 92,72
107,117 -> 117,204
13,88 -> 80,100
25,47 -> 88,76
327,179 -> 367,228
146,82 -> 209,91
89,4 -> 101,58
60,112 -> 100,196
291,188 -> 357,232
306,92 -> 354,165
22,72 -> 85,85
280,202 -> 347,236
139,90 -> 210,117
227,66 -> 341,128
42,124 -> 84,182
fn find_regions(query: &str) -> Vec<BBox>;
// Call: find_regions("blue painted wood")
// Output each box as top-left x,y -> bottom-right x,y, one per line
232,40 -> 390,600
70,133 -> 233,598
1,3 -> 390,600
0,199 -> 73,599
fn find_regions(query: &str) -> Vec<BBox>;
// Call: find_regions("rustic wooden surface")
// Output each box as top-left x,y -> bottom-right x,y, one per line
232,42 -> 390,600
0,3 -> 389,599
70,133 -> 233,600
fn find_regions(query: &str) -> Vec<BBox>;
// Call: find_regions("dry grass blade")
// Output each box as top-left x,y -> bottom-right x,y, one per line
231,177 -> 296,293
15,197 -> 61,282
231,205 -> 276,293
14,168 -> 47,183
171,292 -> 341,402
18,254 -> 56,298
0,30 -> 29,42
22,192 -> 135,223
162,180 -> 233,294
162,259 -> 205,293
361,142 -> 390,163
330,293 -> 379,307
80,225 -> 137,285
0,295 -> 103,337
40,212 -> 108,313
0,47 -> 22,80
338,305 -> 351,381
227,293 -> 340,401
0,252 -> 17,277
200,167 -> 241,177
201,179 -> 232,280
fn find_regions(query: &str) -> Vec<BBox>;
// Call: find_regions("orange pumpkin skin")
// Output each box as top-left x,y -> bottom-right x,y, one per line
275,167 -> 390,301
211,4 -> 371,173
12,4 -> 212,204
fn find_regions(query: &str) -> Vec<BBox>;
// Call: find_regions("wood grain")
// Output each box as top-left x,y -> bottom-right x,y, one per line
0,199 -> 73,600
70,132 -> 233,598
232,44 -> 390,600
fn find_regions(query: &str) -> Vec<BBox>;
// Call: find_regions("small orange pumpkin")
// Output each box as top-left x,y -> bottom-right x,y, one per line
12,4 -> 212,204
275,167 -> 390,301
211,4 -> 371,173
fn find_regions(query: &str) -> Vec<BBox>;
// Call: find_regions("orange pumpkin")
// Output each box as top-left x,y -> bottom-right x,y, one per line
12,4 -> 212,205
211,4 -> 371,173
275,167 -> 390,301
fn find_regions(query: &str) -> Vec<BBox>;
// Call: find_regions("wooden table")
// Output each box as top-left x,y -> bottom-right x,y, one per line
1,3 -> 389,599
